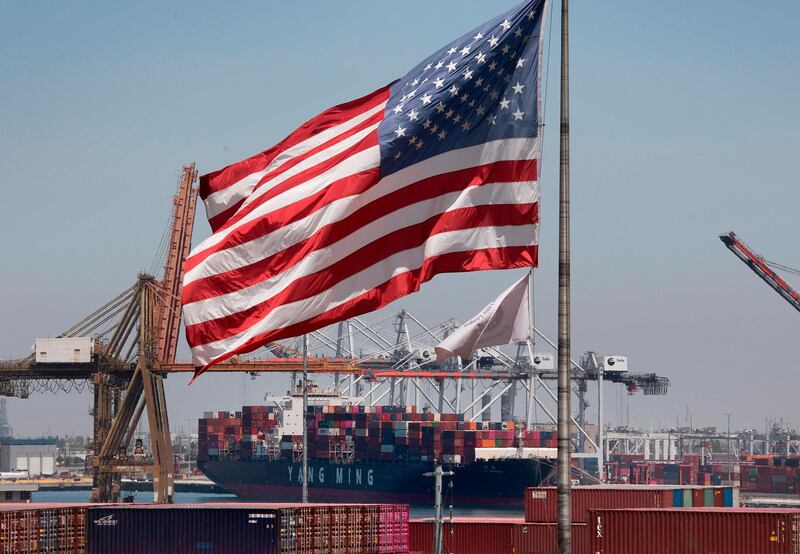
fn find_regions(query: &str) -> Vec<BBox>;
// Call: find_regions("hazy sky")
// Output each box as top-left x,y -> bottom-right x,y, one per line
1,1 -> 798,437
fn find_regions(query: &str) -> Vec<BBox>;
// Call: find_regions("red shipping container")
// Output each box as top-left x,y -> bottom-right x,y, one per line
590,508 -> 800,554
410,519 -> 589,554
524,486 -> 673,523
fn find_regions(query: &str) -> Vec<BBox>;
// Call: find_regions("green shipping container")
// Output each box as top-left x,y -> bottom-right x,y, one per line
704,488 -> 714,507
683,489 -> 693,507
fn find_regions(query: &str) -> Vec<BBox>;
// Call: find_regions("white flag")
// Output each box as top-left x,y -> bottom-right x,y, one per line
435,274 -> 531,362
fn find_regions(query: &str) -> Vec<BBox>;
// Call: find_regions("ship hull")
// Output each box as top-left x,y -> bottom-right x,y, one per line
199,457 -> 553,506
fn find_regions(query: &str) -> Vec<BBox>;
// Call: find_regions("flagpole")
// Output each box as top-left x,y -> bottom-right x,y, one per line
302,333 -> 309,503
557,0 -> 572,551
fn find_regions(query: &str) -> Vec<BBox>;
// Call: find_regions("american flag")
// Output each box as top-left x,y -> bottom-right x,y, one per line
184,0 -> 545,375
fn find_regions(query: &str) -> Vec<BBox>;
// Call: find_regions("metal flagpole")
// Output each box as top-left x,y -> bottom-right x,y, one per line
302,333 -> 309,503
557,0 -> 572,551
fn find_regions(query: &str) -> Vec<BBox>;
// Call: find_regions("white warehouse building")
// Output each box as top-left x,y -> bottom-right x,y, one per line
0,438 -> 58,477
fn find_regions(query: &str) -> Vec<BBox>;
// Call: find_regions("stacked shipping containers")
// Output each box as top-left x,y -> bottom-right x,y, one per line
589,508 -> 800,554
85,503 -> 408,554
0,504 -> 87,554
197,411 -> 242,462
524,485 -> 740,524
200,404 -> 556,465
408,519 -> 590,554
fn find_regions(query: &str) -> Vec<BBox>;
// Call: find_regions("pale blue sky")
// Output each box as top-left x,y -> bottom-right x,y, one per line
1,1 -> 798,436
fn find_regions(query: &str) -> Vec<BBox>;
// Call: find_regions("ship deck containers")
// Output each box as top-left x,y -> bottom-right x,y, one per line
589,508 -> 800,554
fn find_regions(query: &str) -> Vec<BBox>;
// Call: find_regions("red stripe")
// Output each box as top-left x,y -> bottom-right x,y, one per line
206,109 -> 384,233
199,85 -> 390,199
186,205 -> 536,346
192,244 -> 537,378
184,159 -> 537,303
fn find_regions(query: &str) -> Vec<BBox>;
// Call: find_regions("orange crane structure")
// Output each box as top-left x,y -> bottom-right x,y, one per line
720,231 -> 800,314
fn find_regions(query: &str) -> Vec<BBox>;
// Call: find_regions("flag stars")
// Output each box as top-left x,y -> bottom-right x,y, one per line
407,108 -> 419,121
468,99 -> 475,108
395,125 -> 406,137
488,60 -> 497,71
500,19 -> 511,31
463,69 -> 473,81
527,9 -> 537,20
501,44 -> 511,55
512,109 -> 525,120
409,135 -> 417,145
475,77 -> 484,87
452,114 -> 461,124
446,61 -> 458,72
461,121 -> 471,131
516,57 -> 527,68
433,77 -> 445,89
489,90 -> 500,100
438,130 -> 446,140
476,52 -> 487,64
460,46 -> 471,56
394,151 -> 402,160
420,93 -> 433,105
449,85 -> 459,96
393,104 -> 404,114
514,27 -> 523,38
512,82 -> 525,94
460,92 -> 469,102
488,36 -> 499,47
422,118 -> 431,129
473,32 -> 484,41
476,105 -> 486,116
445,108 -> 454,119
410,77 -> 420,86
435,102 -> 446,113
435,61 -> 444,70
429,124 -> 438,133
447,47 -> 458,55
488,115 -> 497,125
499,97 -> 510,109
424,63 -> 433,70
415,140 -> 423,150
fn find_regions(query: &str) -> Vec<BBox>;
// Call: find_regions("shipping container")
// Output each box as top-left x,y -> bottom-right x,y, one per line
409,518 -> 589,554
0,503 -> 88,554
589,508 -> 800,554
34,337 -> 93,364
86,503 -> 408,554
524,485 -> 739,523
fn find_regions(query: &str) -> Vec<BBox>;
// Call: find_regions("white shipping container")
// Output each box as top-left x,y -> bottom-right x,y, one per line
35,337 -> 93,364
475,447 -> 558,460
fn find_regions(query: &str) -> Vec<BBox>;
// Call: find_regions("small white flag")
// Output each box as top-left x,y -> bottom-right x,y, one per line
435,274 -> 531,361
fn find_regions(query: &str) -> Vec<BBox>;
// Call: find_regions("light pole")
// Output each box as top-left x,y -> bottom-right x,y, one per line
724,413 -> 733,485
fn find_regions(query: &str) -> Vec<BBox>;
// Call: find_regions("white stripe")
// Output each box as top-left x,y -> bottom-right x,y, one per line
189,136 -> 537,265
204,101 -> 387,220
189,223 -> 538,366
184,179 -> 537,324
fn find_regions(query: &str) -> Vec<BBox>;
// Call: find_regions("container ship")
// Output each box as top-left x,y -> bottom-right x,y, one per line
198,384 -> 555,506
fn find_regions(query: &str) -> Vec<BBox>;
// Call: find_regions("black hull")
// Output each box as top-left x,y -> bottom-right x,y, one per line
199,457 -> 553,506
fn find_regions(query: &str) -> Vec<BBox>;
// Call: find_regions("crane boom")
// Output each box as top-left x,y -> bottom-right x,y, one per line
720,231 -> 800,314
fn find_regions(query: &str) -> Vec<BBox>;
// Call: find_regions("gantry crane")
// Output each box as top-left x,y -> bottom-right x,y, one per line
720,231 -> 800,314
